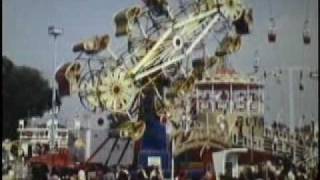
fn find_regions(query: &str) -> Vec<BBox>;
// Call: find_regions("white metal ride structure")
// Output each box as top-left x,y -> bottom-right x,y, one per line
68,0 -> 253,122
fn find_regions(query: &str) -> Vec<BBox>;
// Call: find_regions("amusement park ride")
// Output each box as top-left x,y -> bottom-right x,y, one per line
55,0 -> 254,175
58,0 -> 252,131
4,0 -> 318,179
3,0 -> 318,179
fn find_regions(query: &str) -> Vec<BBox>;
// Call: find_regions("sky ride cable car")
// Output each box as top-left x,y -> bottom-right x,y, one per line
302,20 -> 311,45
302,0 -> 312,45
267,17 -> 276,43
267,0 -> 276,43
299,70 -> 304,91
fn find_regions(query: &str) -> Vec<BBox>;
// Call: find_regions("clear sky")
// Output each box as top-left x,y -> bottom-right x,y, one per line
2,0 -> 318,129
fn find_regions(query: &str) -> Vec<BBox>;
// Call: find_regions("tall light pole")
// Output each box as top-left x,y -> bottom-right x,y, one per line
171,138 -> 175,180
48,25 -> 63,150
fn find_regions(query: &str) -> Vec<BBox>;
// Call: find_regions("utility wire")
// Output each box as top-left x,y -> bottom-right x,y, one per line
304,0 -> 312,21
268,0 -> 273,18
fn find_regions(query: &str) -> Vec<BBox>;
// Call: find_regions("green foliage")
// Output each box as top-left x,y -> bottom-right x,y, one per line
2,56 -> 52,140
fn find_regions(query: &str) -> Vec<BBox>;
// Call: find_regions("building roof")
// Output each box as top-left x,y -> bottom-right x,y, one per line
197,68 -> 263,87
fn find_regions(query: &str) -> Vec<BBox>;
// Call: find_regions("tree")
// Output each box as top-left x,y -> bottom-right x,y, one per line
2,56 -> 53,140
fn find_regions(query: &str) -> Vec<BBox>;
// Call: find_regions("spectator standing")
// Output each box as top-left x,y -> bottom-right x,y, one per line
48,167 -> 60,180
104,166 -> 116,180
202,168 -> 214,180
136,166 -> 148,180
78,168 -> 86,180
287,169 -> 295,180
150,166 -> 157,179
150,165 -> 164,180
96,167 -> 105,180
177,169 -> 188,180
117,169 -> 129,180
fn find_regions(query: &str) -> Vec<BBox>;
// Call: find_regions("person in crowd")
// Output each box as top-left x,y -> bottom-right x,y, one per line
287,168 -> 296,180
150,165 -> 164,180
250,165 -> 257,178
136,166 -> 148,180
61,174 -> 70,180
70,173 -> 77,180
176,169 -> 188,180
117,168 -> 130,180
156,166 -> 164,180
238,171 -> 245,180
150,165 -> 157,179
104,166 -> 116,180
145,165 -> 153,178
202,169 -> 214,180
239,166 -> 254,180
7,166 -> 15,180
256,163 -> 264,179
48,167 -> 60,180
60,168 -> 71,180
96,166 -> 105,180
115,165 -> 121,179
78,168 -> 86,180
37,164 -> 49,180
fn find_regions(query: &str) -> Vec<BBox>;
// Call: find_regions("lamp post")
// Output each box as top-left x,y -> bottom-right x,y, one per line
48,25 -> 63,115
171,138 -> 175,180
48,25 -> 63,150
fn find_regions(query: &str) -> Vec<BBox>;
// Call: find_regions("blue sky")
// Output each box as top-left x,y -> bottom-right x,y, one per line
2,0 -> 318,129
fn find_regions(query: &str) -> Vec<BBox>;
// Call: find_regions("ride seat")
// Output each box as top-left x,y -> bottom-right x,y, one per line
72,34 -> 110,54
114,6 -> 141,37
65,62 -> 83,94
142,0 -> 169,17
233,8 -> 253,35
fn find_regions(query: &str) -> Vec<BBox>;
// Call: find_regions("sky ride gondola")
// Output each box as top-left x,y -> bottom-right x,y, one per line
303,20 -> 311,45
302,0 -> 313,45
267,17 -> 276,43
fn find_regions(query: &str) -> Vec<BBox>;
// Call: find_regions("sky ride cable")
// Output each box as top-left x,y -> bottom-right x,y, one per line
297,79 -> 303,130
266,35 -> 278,121
264,0 -> 276,114
268,0 -> 273,19
279,70 -> 287,126
272,26 -> 283,126
301,71 -> 307,127
249,0 -> 259,75
269,0 -> 284,124
301,0 -> 310,68
293,77 -> 302,162
300,0 -> 309,127
300,46 -> 307,128
304,0 -> 311,22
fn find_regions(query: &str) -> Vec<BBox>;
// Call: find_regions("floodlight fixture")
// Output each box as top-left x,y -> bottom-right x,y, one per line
48,25 -> 63,38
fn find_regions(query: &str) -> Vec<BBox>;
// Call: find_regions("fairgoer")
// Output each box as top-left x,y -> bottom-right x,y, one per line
78,168 -> 86,180
104,166 -> 116,180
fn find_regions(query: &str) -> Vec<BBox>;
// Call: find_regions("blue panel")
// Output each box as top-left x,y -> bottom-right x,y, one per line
142,117 -> 167,150
137,94 -> 172,174
140,94 -> 168,150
